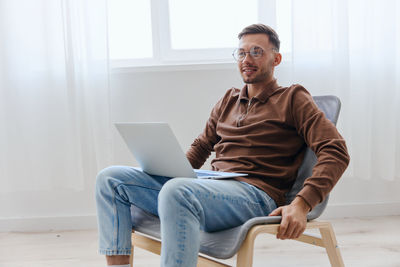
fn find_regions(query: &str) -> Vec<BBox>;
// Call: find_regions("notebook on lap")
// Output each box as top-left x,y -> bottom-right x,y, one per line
115,122 -> 248,179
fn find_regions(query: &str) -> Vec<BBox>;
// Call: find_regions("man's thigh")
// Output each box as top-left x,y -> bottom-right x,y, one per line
160,178 -> 277,232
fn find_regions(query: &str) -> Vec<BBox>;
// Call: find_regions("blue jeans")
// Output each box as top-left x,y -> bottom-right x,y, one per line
95,166 -> 277,267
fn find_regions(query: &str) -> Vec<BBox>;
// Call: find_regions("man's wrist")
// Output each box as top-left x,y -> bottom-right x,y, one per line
292,196 -> 311,213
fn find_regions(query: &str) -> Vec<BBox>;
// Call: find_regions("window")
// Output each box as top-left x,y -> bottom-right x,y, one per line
108,0 -> 291,67
108,0 -> 153,59
168,0 -> 257,50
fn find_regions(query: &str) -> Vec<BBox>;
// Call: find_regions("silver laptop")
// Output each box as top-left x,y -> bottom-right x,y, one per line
115,122 -> 248,179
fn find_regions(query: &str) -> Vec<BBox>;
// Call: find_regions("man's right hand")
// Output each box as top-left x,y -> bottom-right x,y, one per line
268,197 -> 310,240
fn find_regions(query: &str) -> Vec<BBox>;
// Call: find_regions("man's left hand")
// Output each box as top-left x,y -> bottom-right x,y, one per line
268,197 -> 310,240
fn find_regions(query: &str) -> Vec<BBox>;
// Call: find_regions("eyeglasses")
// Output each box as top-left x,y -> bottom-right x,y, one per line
232,46 -> 264,62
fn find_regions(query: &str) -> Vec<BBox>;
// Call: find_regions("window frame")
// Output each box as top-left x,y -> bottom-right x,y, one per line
109,0 -> 287,69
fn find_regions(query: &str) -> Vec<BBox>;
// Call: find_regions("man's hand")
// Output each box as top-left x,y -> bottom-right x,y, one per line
268,197 -> 310,240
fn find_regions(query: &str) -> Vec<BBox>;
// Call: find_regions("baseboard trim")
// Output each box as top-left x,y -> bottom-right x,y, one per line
321,201 -> 400,219
1,202 -> 399,232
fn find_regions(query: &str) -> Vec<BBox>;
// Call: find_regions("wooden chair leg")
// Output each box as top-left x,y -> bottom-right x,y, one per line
235,227 -> 258,267
319,223 -> 345,267
129,245 -> 134,266
130,231 -> 134,266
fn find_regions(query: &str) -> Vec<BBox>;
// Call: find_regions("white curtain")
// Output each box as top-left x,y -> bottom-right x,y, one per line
0,0 -> 399,196
0,0 -> 112,193
280,0 -> 400,181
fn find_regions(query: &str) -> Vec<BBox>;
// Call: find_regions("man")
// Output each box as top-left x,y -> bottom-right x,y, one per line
95,24 -> 350,267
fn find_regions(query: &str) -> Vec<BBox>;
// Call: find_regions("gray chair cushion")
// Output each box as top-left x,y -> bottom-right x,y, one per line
131,206 -> 282,259
131,95 -> 341,259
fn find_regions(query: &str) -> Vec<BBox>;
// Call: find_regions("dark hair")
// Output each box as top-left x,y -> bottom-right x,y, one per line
238,24 -> 280,52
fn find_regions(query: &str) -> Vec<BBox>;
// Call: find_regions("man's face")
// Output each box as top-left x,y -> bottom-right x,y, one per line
237,34 -> 280,85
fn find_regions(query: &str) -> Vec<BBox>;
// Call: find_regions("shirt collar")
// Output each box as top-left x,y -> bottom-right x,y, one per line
239,78 -> 279,103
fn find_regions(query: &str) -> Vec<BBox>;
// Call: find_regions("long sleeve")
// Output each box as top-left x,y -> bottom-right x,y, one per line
290,87 -> 350,209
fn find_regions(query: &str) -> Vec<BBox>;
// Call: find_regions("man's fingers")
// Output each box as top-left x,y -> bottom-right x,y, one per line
277,214 -> 289,239
296,223 -> 307,238
273,200 -> 308,239
284,222 -> 296,239
290,220 -> 306,239
268,207 -> 282,216
293,223 -> 303,238
280,217 -> 300,239
279,216 -> 305,239
294,229 -> 303,239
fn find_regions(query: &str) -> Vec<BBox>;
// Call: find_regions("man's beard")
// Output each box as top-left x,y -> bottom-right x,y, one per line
242,68 -> 272,84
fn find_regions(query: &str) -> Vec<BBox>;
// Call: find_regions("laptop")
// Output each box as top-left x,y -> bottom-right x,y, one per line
115,122 -> 248,179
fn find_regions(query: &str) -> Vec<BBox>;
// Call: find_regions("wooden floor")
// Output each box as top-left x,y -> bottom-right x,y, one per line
0,216 -> 399,267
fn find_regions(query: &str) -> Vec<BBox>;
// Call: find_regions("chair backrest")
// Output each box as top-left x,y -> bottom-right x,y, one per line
285,95 -> 341,220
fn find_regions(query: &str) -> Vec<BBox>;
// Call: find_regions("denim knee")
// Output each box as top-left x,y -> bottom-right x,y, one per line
96,165 -> 124,180
158,179 -> 203,219
158,178 -> 193,200
96,166 -> 115,192
96,165 -> 134,187
95,166 -> 130,198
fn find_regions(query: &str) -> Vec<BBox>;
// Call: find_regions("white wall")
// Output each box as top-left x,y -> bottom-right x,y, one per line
110,64 -> 244,166
1,63 -> 399,232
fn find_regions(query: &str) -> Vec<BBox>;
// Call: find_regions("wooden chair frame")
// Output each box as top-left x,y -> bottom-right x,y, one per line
129,220 -> 344,267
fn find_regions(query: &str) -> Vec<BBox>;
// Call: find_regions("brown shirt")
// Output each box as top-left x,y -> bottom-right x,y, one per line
186,79 -> 350,209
